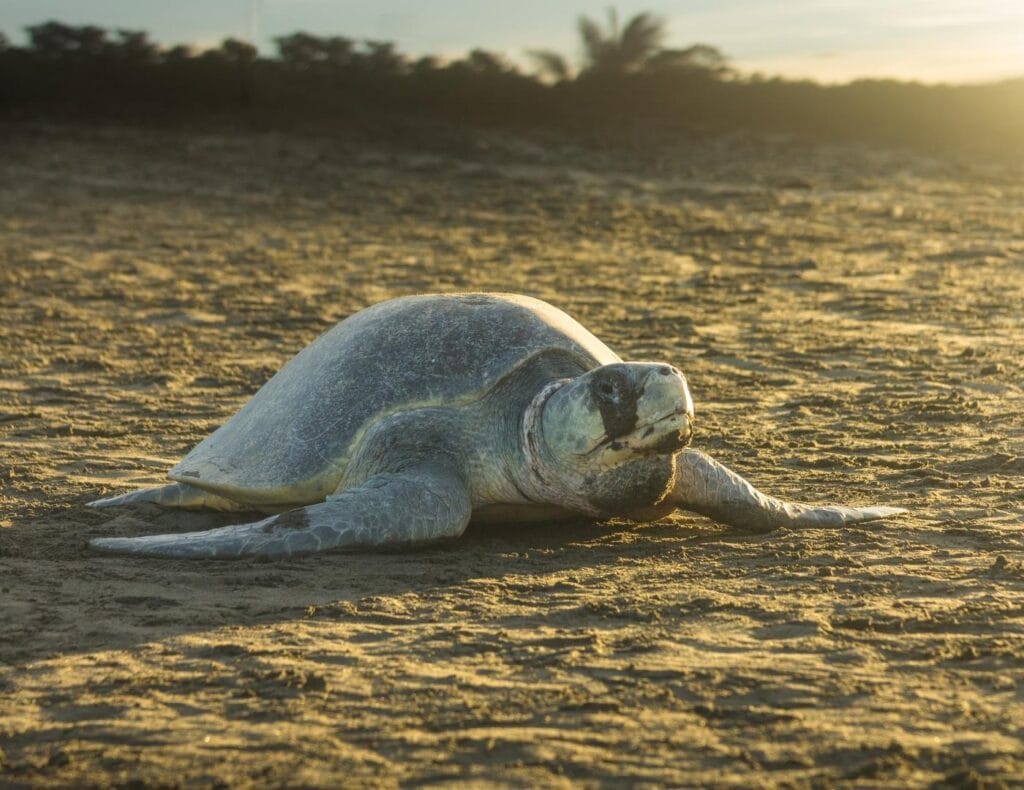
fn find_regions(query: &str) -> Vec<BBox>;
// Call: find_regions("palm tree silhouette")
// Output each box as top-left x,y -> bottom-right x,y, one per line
578,8 -> 665,74
528,8 -> 667,81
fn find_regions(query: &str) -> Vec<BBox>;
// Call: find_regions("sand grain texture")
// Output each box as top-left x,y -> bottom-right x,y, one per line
1,125 -> 1023,787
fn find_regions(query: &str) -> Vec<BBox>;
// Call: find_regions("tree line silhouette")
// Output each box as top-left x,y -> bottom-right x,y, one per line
1,15 -> 1022,158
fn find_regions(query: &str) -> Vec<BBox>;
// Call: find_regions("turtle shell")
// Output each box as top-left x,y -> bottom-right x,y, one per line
169,293 -> 619,505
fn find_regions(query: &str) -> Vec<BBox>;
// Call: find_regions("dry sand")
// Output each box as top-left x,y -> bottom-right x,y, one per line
1,123 -> 1022,787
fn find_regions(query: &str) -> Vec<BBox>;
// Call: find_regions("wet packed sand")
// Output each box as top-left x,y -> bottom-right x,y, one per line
1,123 -> 1022,787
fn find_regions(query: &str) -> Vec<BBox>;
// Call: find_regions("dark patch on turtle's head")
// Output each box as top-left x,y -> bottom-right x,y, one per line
588,364 -> 642,442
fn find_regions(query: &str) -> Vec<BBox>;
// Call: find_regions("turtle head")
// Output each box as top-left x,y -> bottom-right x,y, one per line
530,362 -> 694,515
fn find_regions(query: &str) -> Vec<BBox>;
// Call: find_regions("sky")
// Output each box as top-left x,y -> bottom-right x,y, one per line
4,0 -> 1023,84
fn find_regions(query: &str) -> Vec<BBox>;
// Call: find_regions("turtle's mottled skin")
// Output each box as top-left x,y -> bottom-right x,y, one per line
89,293 -> 904,558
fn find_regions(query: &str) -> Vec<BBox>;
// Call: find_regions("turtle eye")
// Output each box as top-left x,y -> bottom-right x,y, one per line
597,379 -> 618,400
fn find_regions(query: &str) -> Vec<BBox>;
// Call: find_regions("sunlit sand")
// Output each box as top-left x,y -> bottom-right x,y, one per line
1,125 -> 1022,785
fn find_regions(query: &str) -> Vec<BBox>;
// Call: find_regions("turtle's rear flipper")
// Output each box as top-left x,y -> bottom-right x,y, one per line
89,465 -> 471,559
87,482 -> 246,511
671,449 -> 907,532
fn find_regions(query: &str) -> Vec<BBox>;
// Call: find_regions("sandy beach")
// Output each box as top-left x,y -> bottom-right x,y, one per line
1,123 -> 1022,787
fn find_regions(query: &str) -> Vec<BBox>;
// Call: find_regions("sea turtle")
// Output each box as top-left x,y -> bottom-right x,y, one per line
88,293 -> 904,558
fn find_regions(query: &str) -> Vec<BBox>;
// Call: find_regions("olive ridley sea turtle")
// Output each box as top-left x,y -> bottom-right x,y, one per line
89,293 -> 905,558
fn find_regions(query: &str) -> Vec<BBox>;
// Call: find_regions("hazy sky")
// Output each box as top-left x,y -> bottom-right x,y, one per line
4,0 -> 1023,84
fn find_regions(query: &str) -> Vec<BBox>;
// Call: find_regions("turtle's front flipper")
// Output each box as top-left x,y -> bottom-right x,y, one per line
89,465 -> 471,559
670,449 -> 906,532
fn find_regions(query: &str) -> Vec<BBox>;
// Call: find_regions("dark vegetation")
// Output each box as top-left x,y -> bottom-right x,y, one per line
2,12 -> 1022,159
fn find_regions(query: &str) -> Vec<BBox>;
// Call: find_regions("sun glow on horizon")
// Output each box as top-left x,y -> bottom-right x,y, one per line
707,0 -> 1024,84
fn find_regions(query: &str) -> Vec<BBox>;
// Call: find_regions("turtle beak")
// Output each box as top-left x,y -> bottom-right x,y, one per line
637,366 -> 694,452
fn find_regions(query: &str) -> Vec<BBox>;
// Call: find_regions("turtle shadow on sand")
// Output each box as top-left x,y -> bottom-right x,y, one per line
85,501 -> 678,559
1,499 -> 719,667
